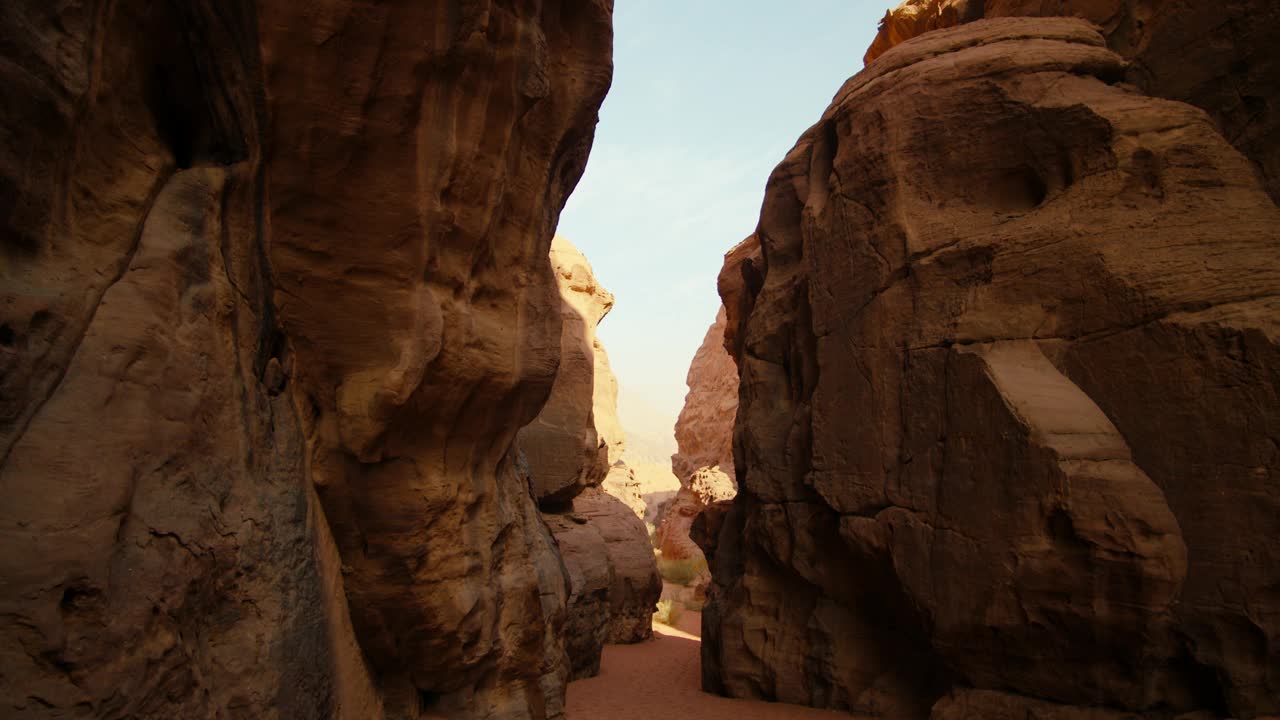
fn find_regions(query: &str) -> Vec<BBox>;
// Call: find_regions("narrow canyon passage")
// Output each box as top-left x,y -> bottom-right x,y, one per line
3,1 -> 1280,719
566,616 -> 852,720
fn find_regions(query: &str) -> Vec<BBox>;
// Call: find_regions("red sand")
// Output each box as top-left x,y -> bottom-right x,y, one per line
565,613 -> 855,719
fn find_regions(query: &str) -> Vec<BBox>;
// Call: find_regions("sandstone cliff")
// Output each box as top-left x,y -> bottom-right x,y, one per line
518,236 -> 625,504
656,309 -> 739,564
864,0 -> 1280,205
520,236 -> 660,678
706,17 -> 1280,720
0,2 -> 613,719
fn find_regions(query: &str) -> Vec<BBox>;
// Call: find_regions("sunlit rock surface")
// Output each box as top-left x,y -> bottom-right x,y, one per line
520,236 -> 625,503
656,309 -> 739,565
0,2 -> 613,718
522,237 -> 661,680
705,17 -> 1280,719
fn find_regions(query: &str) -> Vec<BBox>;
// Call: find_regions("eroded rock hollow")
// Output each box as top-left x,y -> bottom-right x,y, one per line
0,2 -> 613,718
704,15 -> 1280,720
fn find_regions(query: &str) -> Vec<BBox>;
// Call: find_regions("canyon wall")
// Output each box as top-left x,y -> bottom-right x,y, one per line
0,2 -> 613,719
705,16 -> 1280,720
522,236 -> 661,679
656,308 -> 739,563
864,0 -> 1280,204
519,236 -> 625,503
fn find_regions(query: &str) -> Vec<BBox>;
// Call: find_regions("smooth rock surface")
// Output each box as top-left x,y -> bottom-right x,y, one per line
707,17 -> 1280,720
0,2 -> 613,718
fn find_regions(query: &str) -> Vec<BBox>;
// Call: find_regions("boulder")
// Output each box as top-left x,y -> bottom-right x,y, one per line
542,487 -> 662,677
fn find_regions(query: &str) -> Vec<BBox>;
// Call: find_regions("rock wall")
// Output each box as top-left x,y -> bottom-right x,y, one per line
672,308 -> 739,483
0,2 -> 613,719
521,236 -> 660,678
705,16 -> 1280,720
656,309 -> 739,562
863,0 -> 1280,205
519,236 -> 625,503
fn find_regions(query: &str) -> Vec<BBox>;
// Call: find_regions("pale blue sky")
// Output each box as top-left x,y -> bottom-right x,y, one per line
557,1 -> 889,451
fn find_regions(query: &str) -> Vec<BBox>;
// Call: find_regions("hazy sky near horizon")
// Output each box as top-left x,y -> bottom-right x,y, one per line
557,1 -> 888,451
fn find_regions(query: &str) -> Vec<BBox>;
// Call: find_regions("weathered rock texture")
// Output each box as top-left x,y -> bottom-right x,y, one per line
0,2 -> 612,719
672,308 -> 739,483
520,237 -> 660,679
863,0 -> 1280,205
657,469 -> 738,563
656,309 -> 739,563
519,236 -> 624,503
706,17 -> 1280,720
601,460 -> 646,519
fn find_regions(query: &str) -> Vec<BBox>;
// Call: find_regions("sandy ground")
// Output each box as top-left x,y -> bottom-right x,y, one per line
565,612 -> 854,719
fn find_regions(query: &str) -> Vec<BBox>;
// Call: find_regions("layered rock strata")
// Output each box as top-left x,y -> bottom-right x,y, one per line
705,17 -> 1280,720
864,0 -> 1280,205
0,2 -> 613,719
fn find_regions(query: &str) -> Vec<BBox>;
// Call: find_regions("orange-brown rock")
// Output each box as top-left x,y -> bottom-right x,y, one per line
516,236 -> 660,679
520,237 -> 624,504
656,470 -> 738,563
863,0 -> 985,66
656,310 -> 739,564
601,460 -> 646,519
542,486 -> 662,679
671,308 -> 739,483
864,0 -> 1280,204
0,2 -> 612,719
706,17 -> 1280,720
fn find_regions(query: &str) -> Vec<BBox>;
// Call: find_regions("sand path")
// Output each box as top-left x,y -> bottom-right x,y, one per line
565,612 -> 853,719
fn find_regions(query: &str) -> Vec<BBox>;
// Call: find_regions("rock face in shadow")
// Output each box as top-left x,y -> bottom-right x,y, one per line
863,0 -> 1280,205
541,486 -> 661,680
656,309 -> 739,566
0,2 -> 612,719
705,17 -> 1280,720
521,237 -> 660,680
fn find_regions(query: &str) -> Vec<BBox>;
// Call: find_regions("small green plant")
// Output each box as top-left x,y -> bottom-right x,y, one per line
653,598 -> 683,627
657,556 -> 708,587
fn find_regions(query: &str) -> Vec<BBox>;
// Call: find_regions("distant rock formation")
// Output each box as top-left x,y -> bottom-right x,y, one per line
864,0 -> 1280,205
704,16 -> 1280,720
672,307 -> 739,483
656,308 -> 739,567
0,2 -> 613,719
522,236 -> 661,678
